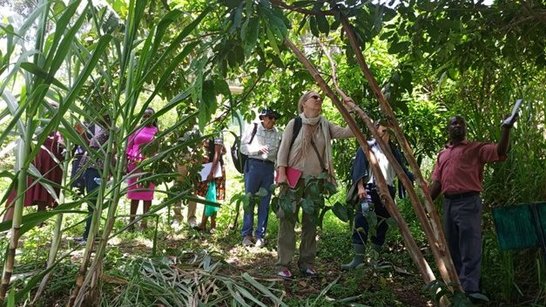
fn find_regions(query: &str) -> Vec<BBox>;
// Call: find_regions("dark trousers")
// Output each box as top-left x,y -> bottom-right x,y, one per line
82,167 -> 101,239
443,194 -> 482,293
241,159 -> 274,239
352,185 -> 396,246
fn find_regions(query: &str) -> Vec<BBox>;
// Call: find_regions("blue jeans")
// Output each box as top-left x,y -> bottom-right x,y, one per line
241,159 -> 274,239
352,185 -> 396,246
82,167 -> 101,239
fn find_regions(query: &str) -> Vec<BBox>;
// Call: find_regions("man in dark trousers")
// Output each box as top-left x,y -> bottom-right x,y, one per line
430,114 -> 517,301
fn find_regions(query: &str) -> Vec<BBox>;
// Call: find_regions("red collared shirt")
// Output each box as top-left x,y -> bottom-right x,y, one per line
431,140 -> 506,194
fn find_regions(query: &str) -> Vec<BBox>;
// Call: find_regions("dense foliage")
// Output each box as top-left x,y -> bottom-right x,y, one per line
0,0 -> 545,305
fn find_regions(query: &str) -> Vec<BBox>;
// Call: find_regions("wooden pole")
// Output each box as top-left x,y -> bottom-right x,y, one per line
285,38 -> 436,284
338,14 -> 461,291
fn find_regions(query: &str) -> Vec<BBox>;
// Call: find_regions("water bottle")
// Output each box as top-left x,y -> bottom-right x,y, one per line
360,195 -> 372,215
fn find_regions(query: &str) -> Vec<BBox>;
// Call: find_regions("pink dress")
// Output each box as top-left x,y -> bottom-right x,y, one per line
126,126 -> 158,201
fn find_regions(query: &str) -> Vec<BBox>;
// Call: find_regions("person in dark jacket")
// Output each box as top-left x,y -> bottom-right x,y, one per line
342,119 -> 413,270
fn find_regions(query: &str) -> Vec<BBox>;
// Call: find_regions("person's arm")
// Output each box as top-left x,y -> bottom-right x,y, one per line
496,126 -> 512,157
276,120 -> 295,184
75,122 -> 89,144
430,180 -> 442,201
357,179 -> 367,200
207,143 -> 222,181
329,122 -> 354,139
497,114 -> 518,156
329,96 -> 359,139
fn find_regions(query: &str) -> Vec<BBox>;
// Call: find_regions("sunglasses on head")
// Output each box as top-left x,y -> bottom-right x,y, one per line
309,94 -> 321,100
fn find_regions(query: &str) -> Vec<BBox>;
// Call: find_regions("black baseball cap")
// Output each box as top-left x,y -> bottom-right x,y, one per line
259,108 -> 280,120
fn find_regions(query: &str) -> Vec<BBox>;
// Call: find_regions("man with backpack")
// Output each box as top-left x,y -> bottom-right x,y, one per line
240,108 -> 282,247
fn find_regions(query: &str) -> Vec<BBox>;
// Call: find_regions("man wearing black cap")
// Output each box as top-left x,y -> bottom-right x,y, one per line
240,108 -> 282,247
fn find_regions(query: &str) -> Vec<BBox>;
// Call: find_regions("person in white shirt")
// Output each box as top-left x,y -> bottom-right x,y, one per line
240,108 -> 282,248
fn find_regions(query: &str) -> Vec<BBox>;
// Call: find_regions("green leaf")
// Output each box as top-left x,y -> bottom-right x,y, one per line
331,202 -> 349,222
213,76 -> 231,97
388,41 -> 411,54
309,15 -> 319,37
242,17 -> 260,54
301,198 -> 315,215
222,0 -> 243,9
7,288 -> 15,307
265,27 -> 280,55
232,3 -> 244,30
19,62 -> 67,90
316,13 -> 329,34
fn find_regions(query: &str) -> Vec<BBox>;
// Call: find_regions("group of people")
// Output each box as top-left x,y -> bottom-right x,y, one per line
2,90 -> 518,300
236,90 -> 518,302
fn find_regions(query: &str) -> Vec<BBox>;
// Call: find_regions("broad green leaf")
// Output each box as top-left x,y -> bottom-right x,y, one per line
255,187 -> 268,197
301,197 -> 315,215
331,202 -> 349,222
202,79 -> 217,118
388,41 -> 411,54
213,76 -> 231,98
265,27 -> 280,55
309,16 -> 319,37
242,17 -> 260,55
316,13 -> 329,34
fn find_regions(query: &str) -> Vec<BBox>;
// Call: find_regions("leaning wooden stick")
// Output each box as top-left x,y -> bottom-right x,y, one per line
285,38 -> 436,284
338,13 -> 461,291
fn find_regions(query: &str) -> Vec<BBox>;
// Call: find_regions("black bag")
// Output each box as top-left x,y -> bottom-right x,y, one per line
231,123 -> 258,173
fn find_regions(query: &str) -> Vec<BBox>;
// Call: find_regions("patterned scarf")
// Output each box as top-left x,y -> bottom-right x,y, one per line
292,112 -> 335,182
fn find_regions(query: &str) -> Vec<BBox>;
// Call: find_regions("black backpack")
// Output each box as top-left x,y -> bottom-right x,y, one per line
231,123 -> 258,174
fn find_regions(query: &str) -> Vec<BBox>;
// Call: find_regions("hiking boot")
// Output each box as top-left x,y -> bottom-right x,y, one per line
300,266 -> 318,277
242,236 -> 254,247
74,237 -> 87,245
467,292 -> 489,303
255,238 -> 266,248
372,243 -> 383,253
341,243 -> 366,270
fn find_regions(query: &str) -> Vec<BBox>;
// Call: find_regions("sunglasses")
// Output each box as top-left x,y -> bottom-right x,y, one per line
309,94 -> 321,100
266,115 -> 276,120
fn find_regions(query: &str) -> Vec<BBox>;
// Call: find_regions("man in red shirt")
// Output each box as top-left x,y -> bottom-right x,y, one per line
430,114 -> 517,300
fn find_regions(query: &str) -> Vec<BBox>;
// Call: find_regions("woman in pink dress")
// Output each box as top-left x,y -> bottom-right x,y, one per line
126,108 -> 159,230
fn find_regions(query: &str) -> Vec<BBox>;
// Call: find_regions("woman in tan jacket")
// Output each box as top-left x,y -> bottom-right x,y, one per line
275,91 -> 356,278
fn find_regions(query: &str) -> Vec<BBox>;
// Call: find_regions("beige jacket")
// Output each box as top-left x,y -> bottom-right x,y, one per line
276,117 -> 353,177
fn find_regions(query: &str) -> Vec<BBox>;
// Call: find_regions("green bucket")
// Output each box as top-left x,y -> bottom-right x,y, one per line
493,202 -> 546,250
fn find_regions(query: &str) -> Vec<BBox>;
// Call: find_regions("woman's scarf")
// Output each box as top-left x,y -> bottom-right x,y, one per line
292,112 -> 335,183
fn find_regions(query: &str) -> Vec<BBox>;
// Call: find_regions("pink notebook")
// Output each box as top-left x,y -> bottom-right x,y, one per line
276,167 -> 302,189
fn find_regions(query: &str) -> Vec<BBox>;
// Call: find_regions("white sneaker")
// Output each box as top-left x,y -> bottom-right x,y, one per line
255,238 -> 266,248
188,216 -> 197,228
171,220 -> 181,231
